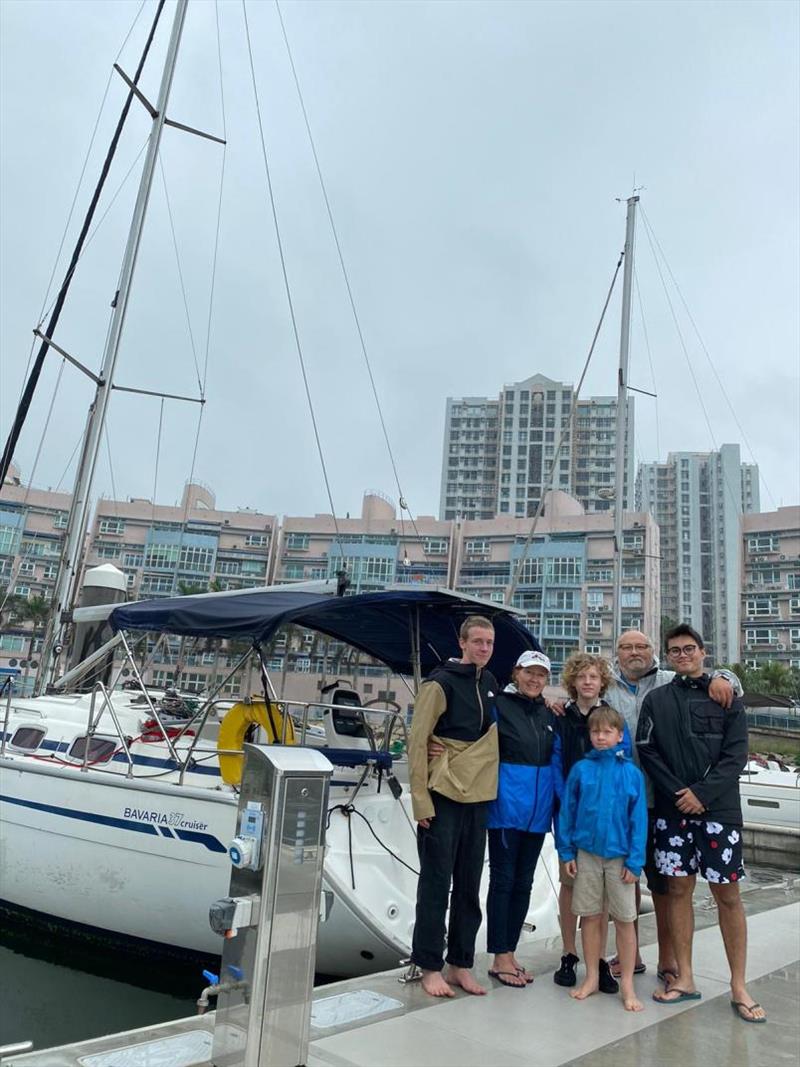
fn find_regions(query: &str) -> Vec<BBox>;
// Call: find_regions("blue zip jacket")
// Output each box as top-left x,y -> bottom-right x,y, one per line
551,717 -> 632,852
488,687 -> 564,833
557,743 -> 647,876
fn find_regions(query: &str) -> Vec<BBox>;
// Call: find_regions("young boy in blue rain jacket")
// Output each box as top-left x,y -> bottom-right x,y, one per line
558,705 -> 647,1012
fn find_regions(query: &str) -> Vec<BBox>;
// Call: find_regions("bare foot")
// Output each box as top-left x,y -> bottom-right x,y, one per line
623,994 -> 644,1012
570,979 -> 599,1000
420,969 -> 454,997
445,965 -> 486,995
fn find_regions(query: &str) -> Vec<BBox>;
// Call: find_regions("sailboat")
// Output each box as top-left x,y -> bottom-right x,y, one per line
0,2 -> 560,977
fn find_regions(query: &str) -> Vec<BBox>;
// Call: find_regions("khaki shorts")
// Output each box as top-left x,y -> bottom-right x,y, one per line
571,850 -> 637,922
559,859 -> 575,887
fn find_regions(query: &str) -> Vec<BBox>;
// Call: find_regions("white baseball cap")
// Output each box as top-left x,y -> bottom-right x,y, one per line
515,650 -> 551,674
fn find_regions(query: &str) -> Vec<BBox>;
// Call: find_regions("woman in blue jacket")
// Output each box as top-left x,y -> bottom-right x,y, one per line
486,649 -> 563,987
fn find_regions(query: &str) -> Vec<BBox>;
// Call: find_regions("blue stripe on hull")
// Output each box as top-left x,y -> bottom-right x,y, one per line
0,793 -> 227,853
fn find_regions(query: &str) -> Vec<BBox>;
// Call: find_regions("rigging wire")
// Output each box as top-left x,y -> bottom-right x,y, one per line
151,398 -> 165,526
241,0 -> 344,556
638,212 -> 747,516
15,0 -> 149,405
274,0 -> 435,567
0,0 -> 167,489
506,251 -> 625,605
201,0 -> 229,399
640,205 -> 777,509
633,265 -> 661,462
158,156 -> 203,396
35,140 -> 150,330
170,0 -> 228,591
0,360 -> 67,614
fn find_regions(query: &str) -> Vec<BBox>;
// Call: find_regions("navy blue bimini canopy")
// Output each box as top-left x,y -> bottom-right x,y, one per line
109,587 -> 541,682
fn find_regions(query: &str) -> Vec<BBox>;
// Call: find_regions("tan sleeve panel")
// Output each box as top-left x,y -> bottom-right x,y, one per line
408,680 -> 447,822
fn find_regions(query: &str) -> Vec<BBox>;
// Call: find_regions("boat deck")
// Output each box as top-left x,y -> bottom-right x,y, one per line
6,877 -> 799,1067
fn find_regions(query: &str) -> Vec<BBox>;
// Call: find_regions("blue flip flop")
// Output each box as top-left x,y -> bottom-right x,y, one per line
652,987 -> 702,1004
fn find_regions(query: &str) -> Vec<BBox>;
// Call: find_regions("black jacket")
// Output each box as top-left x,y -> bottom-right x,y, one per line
427,660 -> 497,742
636,674 -> 748,825
555,700 -> 609,779
495,690 -> 558,767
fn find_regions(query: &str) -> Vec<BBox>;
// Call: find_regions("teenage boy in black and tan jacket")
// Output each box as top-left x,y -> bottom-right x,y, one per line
408,615 -> 499,998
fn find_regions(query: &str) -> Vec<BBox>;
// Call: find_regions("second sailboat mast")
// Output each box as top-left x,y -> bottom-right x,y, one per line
612,194 -> 639,642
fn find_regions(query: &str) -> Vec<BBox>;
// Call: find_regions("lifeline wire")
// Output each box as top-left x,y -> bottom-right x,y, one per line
241,0 -> 344,555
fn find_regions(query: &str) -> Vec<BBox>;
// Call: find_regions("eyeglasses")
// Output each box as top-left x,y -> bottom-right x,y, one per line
667,644 -> 699,657
617,643 -> 651,653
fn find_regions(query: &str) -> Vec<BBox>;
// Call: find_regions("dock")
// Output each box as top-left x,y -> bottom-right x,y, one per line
4,875 -> 798,1067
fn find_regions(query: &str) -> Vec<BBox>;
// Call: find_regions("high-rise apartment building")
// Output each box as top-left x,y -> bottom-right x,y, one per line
740,507 -> 800,669
636,443 -> 760,663
440,374 -> 634,521
0,464 -> 72,690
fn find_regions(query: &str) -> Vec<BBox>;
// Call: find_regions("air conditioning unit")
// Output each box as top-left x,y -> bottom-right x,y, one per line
779,554 -> 786,560
776,643 -> 786,651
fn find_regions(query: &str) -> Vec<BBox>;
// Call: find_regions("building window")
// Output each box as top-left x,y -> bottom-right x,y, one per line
140,574 -> 174,594
283,563 -> 305,580
587,567 -> 613,583
584,643 -> 601,654
544,616 -> 580,639
423,538 -> 448,555
53,512 -> 69,529
98,518 -> 124,535
0,635 -> 25,652
547,557 -> 582,585
284,532 -> 308,552
747,535 -> 778,553
586,616 -> 602,633
144,543 -> 179,569
465,539 -> 489,557
586,590 -> 604,607
745,628 -> 778,645
745,598 -> 778,617
13,584 -> 31,598
244,533 -> 269,547
179,545 -> 214,573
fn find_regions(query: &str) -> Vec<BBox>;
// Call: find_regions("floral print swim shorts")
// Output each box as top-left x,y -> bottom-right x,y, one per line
652,816 -> 746,884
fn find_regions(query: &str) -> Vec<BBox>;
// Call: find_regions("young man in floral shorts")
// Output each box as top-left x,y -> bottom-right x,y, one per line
636,624 -> 766,1023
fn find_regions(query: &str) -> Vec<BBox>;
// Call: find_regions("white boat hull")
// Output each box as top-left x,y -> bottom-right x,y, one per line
0,753 -> 560,977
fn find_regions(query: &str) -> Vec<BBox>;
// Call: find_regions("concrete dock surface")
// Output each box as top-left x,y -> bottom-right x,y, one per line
5,877 -> 798,1067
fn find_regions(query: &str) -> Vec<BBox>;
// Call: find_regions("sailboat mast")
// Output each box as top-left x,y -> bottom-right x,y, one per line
611,194 -> 638,643
38,0 -> 189,692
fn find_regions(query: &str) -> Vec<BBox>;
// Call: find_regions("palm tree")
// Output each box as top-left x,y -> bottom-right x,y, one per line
20,594 -> 51,692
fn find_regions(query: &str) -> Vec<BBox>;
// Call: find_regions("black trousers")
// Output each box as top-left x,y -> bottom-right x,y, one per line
410,792 -> 488,972
486,828 -> 545,954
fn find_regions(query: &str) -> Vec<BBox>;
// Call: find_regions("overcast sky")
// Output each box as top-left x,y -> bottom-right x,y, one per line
1,0 -> 798,523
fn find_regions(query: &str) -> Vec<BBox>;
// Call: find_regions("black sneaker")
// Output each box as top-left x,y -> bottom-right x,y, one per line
599,958 -> 619,994
553,953 -> 579,987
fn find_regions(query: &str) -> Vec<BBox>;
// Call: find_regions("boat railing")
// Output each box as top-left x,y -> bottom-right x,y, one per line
84,682 -> 136,777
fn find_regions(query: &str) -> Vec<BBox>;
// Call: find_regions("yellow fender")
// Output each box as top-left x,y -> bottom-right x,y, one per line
217,700 -> 295,786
